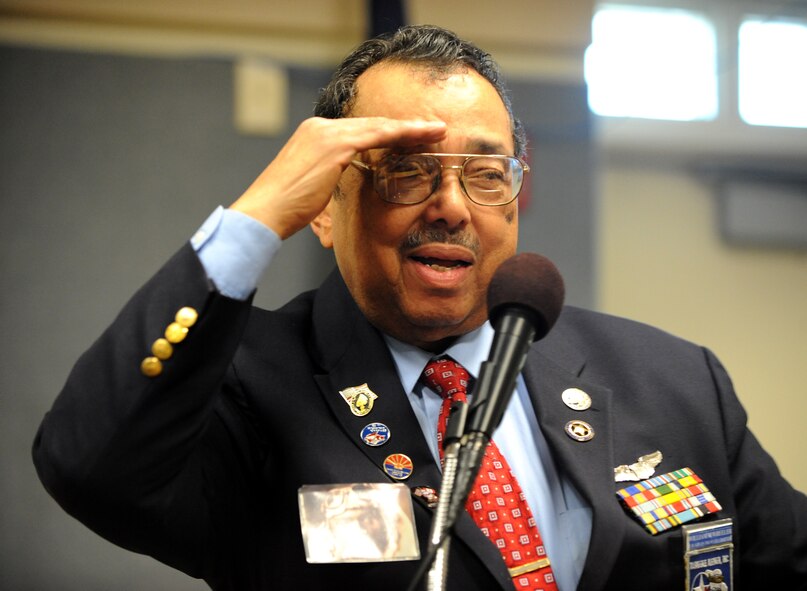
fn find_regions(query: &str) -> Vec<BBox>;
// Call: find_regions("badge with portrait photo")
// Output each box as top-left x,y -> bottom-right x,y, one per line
298,483 -> 421,563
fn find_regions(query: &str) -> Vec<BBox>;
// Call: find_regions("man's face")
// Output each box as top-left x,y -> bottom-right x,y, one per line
315,62 -> 519,351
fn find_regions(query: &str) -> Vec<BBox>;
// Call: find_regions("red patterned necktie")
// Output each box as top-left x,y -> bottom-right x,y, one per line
421,357 -> 558,591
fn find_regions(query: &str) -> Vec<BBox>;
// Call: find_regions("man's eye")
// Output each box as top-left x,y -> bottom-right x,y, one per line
474,169 -> 506,180
387,156 -> 429,172
382,157 -> 435,184
466,168 -> 508,186
389,167 -> 426,178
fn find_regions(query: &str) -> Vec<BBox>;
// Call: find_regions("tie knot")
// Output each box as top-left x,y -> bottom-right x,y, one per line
421,357 -> 470,401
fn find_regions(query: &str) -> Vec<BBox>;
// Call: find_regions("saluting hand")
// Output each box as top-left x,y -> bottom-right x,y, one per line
229,116 -> 447,239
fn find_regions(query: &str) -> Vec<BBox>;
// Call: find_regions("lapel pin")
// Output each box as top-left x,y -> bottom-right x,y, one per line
565,419 -> 595,442
562,387 -> 592,411
615,450 -> 664,482
339,383 -> 378,417
360,422 -> 391,447
383,453 -> 414,480
412,486 -> 439,509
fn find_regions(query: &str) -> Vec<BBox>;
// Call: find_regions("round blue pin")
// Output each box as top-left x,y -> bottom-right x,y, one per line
360,422 -> 391,447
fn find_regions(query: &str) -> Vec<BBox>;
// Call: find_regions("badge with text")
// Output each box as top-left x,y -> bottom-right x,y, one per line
298,483 -> 420,563
339,383 -> 378,417
684,518 -> 733,591
360,423 -> 391,447
383,453 -> 414,480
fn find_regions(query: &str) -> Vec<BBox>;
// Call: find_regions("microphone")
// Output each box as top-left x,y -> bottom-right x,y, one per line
466,252 -> 565,438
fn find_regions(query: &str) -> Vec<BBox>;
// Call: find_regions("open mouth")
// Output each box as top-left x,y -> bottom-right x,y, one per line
410,255 -> 472,271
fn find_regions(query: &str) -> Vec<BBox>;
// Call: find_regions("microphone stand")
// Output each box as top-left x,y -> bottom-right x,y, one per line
423,365 -> 497,591
424,399 -> 467,591
422,424 -> 496,591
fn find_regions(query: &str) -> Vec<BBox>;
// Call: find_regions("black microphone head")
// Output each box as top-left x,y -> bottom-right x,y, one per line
487,253 -> 565,341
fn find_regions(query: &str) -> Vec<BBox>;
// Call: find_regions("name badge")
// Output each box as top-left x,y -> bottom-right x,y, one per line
298,483 -> 420,563
683,518 -> 734,590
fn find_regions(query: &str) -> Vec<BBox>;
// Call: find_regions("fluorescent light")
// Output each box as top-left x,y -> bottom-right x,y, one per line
586,5 -> 718,121
739,18 -> 807,128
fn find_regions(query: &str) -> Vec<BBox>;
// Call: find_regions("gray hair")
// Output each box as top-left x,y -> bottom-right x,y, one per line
314,24 -> 526,158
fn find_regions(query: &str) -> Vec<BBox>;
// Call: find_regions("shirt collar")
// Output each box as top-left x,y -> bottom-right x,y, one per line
383,322 -> 495,394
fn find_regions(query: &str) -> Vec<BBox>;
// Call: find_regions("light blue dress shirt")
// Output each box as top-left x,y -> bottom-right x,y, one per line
191,207 -> 591,590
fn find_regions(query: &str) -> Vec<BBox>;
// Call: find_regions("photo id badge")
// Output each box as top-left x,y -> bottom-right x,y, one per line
683,518 -> 734,591
298,483 -> 420,563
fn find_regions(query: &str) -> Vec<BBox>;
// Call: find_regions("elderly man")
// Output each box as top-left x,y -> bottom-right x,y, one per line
34,25 -> 806,591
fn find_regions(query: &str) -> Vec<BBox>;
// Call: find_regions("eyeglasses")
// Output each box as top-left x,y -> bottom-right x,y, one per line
351,153 -> 529,207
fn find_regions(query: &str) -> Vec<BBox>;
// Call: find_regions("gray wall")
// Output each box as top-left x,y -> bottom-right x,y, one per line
0,45 -> 592,590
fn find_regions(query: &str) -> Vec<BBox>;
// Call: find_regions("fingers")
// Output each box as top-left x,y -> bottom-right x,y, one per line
229,117 -> 447,239
346,117 -> 448,157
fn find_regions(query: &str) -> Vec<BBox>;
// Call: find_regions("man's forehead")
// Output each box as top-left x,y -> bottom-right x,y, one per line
349,62 -> 505,115
355,60 -> 470,88
349,62 -> 514,154
371,137 -> 511,157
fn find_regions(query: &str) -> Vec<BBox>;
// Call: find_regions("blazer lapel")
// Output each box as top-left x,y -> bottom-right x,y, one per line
524,328 -> 626,591
310,270 -> 514,590
310,270 -> 441,487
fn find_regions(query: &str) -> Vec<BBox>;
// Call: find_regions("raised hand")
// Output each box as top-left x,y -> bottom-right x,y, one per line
229,116 -> 447,239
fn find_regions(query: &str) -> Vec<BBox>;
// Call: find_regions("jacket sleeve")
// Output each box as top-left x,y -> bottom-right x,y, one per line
707,348 -> 807,585
32,243 -> 260,578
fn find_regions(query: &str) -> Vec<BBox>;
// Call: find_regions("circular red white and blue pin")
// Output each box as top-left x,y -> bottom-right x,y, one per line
383,453 -> 413,480
360,422 -> 391,447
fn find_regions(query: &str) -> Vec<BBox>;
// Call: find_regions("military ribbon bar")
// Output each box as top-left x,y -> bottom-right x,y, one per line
616,467 -> 722,535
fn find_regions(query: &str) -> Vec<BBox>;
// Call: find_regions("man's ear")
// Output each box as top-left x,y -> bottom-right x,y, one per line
310,199 -> 334,249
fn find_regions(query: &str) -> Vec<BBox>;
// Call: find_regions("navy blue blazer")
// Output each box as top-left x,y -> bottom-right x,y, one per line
33,244 -> 807,590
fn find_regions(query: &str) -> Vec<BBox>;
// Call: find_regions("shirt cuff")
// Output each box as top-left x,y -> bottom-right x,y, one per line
191,206 -> 281,300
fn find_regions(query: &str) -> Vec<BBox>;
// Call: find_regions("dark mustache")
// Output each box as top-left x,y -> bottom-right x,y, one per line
400,227 -> 480,255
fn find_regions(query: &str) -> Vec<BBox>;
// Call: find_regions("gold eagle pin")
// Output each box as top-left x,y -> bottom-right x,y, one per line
339,383 -> 378,417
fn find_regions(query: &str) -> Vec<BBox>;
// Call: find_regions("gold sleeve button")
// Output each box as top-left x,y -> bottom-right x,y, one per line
175,307 -> 198,328
164,322 -> 189,344
151,338 -> 173,360
140,306 -> 198,375
140,356 -> 163,377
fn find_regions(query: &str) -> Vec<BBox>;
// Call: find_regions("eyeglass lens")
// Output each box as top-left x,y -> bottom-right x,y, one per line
374,155 -> 523,205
